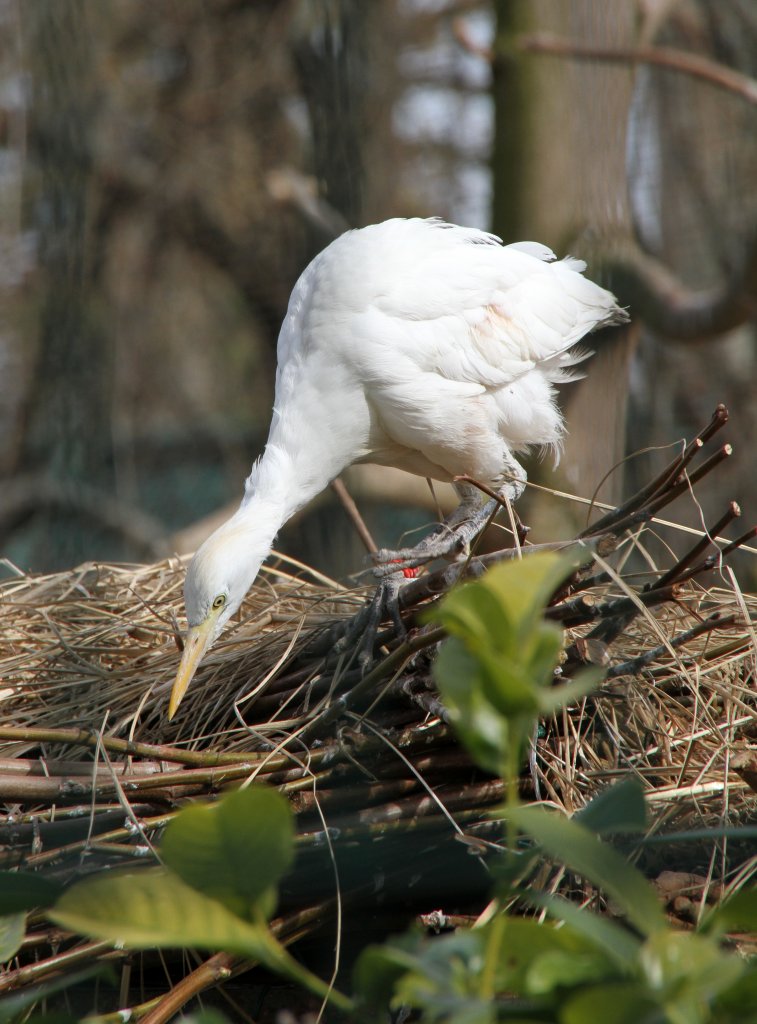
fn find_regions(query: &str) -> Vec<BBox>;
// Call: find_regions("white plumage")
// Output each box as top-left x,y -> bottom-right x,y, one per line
168,217 -> 627,718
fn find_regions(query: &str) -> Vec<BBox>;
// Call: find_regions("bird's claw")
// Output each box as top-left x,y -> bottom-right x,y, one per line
337,570 -> 409,670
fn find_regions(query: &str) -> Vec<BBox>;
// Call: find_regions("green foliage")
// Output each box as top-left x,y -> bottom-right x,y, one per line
24,554 -> 755,1022
507,803 -> 666,937
0,870 -> 64,966
160,784 -> 294,921
0,966 -> 113,1024
430,552 -> 601,773
51,866 -> 286,966
48,786 -> 353,1013
574,775 -> 648,836
0,914 -> 26,965
353,550 -> 757,1023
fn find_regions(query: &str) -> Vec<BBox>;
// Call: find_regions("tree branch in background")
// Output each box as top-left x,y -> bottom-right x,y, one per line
0,475 -> 167,559
487,30 -> 757,341
514,34 -> 757,337
605,238 -> 757,341
516,33 -> 757,107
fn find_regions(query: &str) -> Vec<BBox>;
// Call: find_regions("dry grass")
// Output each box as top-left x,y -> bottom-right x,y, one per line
1,530 -> 754,844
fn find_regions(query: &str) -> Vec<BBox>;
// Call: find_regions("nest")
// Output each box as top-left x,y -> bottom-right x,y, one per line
1,405 -> 756,1016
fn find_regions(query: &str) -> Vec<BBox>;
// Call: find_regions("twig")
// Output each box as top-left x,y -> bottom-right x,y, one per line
606,614 -> 736,679
138,953 -> 235,1024
517,33 -> 757,106
581,406 -> 729,537
0,938 -> 121,994
653,502 -> 741,590
0,726 -> 268,768
330,477 -> 377,554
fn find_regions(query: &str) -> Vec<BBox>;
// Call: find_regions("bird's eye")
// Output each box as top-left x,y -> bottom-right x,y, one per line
212,594 -> 226,611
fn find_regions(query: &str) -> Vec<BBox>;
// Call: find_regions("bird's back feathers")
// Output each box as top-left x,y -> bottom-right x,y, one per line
270,217 -> 627,487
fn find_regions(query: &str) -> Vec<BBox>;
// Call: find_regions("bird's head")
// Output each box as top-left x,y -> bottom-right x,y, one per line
168,520 -> 268,720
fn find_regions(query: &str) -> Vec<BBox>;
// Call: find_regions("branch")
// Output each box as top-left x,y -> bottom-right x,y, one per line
0,474 -> 167,558
606,242 -> 757,341
517,33 -> 757,107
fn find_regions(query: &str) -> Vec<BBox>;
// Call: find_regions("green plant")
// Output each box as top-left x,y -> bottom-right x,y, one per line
353,552 -> 757,1022
46,786 -> 353,1015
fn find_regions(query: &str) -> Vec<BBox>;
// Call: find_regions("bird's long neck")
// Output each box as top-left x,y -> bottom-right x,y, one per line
236,432 -> 341,542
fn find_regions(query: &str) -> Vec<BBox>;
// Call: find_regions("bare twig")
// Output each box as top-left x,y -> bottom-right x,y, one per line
606,613 -> 736,679
330,477 -> 378,554
517,33 -> 757,107
0,474 -> 167,558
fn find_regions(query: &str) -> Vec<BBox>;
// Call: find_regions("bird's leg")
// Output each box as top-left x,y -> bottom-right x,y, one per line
341,458 -> 527,669
374,462 -> 527,573
372,486 -> 484,573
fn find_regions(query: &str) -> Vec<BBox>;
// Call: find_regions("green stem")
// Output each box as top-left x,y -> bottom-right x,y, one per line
504,722 -> 521,864
479,910 -> 506,1001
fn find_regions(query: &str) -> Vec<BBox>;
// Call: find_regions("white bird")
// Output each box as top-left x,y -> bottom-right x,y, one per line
168,217 -> 627,718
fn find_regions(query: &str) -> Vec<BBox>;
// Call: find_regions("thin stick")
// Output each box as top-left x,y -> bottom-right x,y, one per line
653,502 -> 741,590
139,954 -> 235,1024
330,478 -> 377,554
607,614 -> 735,679
0,726 -> 265,767
517,34 -> 757,107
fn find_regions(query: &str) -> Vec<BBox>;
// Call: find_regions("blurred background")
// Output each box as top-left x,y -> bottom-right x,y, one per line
1,0 -> 756,583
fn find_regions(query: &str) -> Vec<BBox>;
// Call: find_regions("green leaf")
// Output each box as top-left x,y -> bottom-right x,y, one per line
535,665 -> 604,716
436,580 -> 518,657
574,777 -> 648,836
353,941 -> 421,1011
160,785 -> 294,919
639,930 -> 747,1012
701,886 -> 757,935
0,872 -> 63,915
476,648 -> 541,717
526,949 -> 615,994
50,867 -> 282,964
479,551 -> 587,643
49,867 -> 352,1011
433,637 -> 508,773
508,805 -> 666,938
522,625 -> 564,687
713,963 -> 757,1020
354,927 -> 492,1019
0,913 -> 25,964
522,890 -> 641,969
429,550 -> 585,659
561,982 -> 657,1024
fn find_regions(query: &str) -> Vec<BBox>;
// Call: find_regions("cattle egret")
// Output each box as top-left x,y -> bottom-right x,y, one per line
168,218 -> 627,718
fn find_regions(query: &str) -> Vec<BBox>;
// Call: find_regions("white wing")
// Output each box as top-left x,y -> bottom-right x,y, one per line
272,218 -> 627,481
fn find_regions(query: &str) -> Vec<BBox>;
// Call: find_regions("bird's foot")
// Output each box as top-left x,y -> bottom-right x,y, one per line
336,570 -> 409,671
373,498 -> 500,575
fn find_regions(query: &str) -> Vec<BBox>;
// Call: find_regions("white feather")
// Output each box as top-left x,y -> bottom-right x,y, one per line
184,217 -> 627,629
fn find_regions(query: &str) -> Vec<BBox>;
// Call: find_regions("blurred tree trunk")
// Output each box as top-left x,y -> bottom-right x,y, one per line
11,0 -> 113,568
491,0 -> 637,522
292,0 -> 368,230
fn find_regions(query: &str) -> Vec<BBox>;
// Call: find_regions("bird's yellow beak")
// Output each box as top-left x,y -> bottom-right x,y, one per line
168,616 -> 217,720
